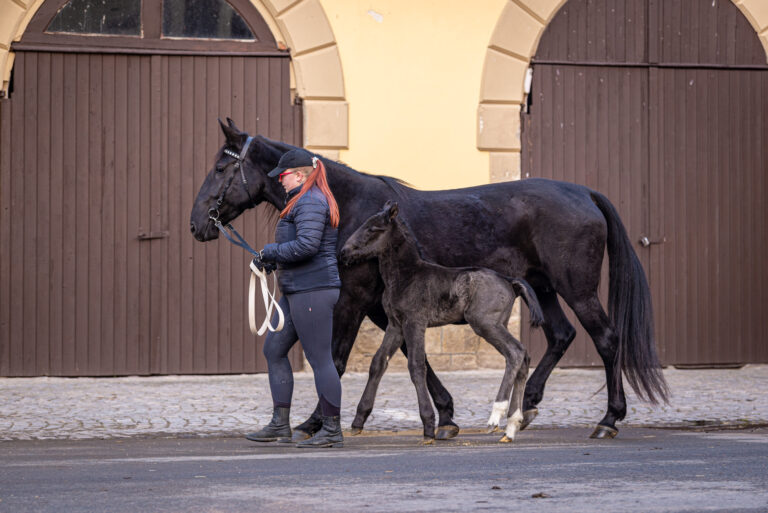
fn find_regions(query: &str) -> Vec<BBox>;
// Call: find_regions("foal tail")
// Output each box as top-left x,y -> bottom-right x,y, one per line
509,278 -> 545,328
591,191 -> 669,404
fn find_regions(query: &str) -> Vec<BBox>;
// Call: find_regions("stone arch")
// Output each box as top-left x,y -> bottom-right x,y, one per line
476,0 -> 768,183
0,0 -> 348,155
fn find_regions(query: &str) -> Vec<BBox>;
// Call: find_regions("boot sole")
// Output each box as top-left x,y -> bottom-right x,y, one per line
296,441 -> 344,449
245,435 -> 292,443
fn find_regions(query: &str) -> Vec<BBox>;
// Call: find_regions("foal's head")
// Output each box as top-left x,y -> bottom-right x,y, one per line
340,201 -> 400,265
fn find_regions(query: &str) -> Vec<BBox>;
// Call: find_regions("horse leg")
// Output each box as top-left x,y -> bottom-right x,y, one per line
351,325 -> 403,434
368,305 -> 459,439
402,322 -> 436,444
521,289 -> 576,430
569,294 -> 626,439
292,285 -> 375,440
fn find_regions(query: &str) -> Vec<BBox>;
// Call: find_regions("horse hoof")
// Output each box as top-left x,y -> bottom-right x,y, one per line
589,424 -> 618,439
520,408 -> 538,431
349,427 -> 363,436
291,429 -> 311,442
420,437 -> 435,445
498,435 -> 513,443
435,424 -> 460,440
486,425 -> 500,434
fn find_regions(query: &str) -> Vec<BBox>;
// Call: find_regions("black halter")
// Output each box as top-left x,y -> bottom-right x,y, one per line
208,136 -> 256,219
207,136 -> 261,258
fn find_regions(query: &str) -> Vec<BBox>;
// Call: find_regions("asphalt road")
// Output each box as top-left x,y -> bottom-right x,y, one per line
1,427 -> 766,513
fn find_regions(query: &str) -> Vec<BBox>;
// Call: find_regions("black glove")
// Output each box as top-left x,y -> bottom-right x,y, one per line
252,254 -> 277,275
252,253 -> 265,271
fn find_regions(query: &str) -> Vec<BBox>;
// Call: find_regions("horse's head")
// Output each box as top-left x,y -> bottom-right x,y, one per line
189,118 -> 287,241
340,201 -> 399,265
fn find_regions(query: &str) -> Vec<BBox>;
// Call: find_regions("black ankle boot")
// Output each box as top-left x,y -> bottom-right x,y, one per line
296,415 -> 343,448
246,407 -> 292,443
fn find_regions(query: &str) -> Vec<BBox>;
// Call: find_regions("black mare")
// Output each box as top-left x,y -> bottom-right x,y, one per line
189,119 -> 668,440
340,201 -> 545,443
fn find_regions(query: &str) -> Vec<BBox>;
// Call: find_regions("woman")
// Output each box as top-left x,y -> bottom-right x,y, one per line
246,148 -> 344,448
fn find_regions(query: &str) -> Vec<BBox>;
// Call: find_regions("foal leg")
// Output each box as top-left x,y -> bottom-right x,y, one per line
368,305 -> 458,439
350,325 -> 403,434
502,349 -> 530,442
521,289 -> 576,430
569,294 -> 626,439
467,309 -> 528,442
402,322 -> 436,444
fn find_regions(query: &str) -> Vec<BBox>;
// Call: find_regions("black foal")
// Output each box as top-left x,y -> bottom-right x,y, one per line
340,202 -> 544,443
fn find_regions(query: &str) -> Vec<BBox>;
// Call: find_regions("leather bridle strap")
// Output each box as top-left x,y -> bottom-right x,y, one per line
223,136 -> 257,209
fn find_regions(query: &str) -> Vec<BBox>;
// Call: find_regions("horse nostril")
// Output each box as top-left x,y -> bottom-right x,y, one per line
190,222 -> 197,234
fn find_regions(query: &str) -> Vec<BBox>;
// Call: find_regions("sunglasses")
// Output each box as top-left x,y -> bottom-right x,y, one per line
278,170 -> 296,182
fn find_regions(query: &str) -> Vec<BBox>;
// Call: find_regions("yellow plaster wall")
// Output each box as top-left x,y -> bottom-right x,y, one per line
319,0 -> 507,190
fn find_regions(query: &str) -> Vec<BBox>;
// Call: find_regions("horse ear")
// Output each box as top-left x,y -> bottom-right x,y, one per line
219,118 -> 242,143
226,117 -> 239,130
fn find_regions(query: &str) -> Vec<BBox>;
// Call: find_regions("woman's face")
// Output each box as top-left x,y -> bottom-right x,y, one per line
279,168 -> 303,192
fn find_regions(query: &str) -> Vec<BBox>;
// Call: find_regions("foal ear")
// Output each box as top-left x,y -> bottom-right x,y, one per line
386,201 -> 399,220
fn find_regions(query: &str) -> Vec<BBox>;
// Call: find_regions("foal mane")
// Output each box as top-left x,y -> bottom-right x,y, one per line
391,214 -> 429,261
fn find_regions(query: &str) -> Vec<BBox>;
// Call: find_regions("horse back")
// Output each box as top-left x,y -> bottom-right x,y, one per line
397,178 -> 607,285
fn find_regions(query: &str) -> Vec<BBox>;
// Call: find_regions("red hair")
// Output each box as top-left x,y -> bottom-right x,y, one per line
280,159 -> 340,228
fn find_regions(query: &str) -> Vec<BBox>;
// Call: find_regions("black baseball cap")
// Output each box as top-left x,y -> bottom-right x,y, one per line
268,148 -> 317,177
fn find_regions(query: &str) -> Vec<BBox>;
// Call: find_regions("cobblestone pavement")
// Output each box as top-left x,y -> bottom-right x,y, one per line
1,366 -> 766,440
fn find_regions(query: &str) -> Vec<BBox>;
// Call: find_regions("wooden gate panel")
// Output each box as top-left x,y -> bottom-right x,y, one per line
0,51 -> 299,376
522,64 -> 649,366
525,0 -> 768,366
535,0 -> 648,64
651,67 -> 768,365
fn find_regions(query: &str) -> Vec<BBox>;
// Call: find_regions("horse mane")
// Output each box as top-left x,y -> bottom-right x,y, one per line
255,135 -> 413,199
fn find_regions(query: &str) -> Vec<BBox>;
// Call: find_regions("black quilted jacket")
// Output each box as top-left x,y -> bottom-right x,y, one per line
261,186 -> 341,294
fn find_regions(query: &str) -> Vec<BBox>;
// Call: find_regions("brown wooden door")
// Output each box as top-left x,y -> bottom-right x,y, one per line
0,51 -> 301,376
521,0 -> 768,366
649,67 -> 768,365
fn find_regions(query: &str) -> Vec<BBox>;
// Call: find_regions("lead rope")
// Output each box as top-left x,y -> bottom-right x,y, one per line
210,135 -> 284,336
212,220 -> 284,336
249,259 -> 284,336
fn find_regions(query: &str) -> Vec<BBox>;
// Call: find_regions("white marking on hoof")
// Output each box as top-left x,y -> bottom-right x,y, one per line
487,400 -> 509,429
504,409 -> 523,441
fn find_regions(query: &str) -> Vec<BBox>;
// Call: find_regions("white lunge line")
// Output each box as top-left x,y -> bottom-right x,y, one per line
249,260 -> 284,336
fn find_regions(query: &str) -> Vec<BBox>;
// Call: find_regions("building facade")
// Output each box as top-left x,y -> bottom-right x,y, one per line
1,0 -> 767,376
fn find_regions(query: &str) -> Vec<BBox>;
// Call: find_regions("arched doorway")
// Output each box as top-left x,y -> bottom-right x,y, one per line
521,0 -> 768,366
0,0 -> 303,376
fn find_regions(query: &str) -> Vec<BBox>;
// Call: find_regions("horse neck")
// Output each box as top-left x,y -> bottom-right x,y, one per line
252,137 -> 295,210
378,220 -> 426,284
325,163 -> 396,212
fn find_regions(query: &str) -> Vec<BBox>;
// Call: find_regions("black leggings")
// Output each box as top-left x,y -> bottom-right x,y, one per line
263,288 -> 341,416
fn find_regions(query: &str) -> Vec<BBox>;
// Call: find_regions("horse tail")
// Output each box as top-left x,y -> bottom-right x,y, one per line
590,191 -> 669,404
509,278 -> 545,328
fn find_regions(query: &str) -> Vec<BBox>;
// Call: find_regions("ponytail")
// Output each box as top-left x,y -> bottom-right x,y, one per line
280,158 -> 340,228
